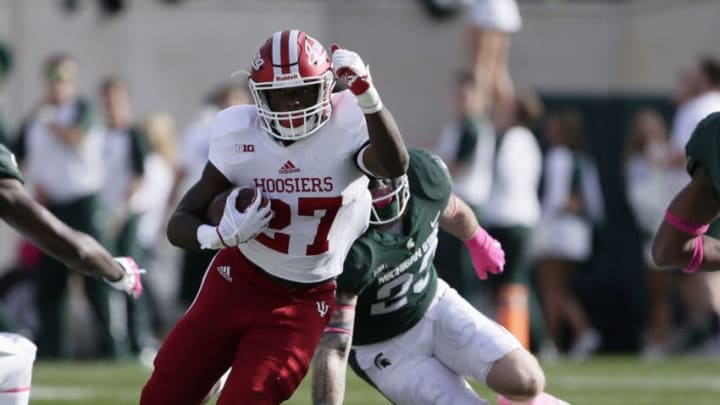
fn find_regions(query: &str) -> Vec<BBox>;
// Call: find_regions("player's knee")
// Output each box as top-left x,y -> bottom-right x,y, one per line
487,349 -> 545,399
223,358 -> 307,404
222,379 -> 290,405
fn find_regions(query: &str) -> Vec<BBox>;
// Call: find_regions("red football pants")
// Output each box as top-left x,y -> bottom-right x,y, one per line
140,248 -> 335,405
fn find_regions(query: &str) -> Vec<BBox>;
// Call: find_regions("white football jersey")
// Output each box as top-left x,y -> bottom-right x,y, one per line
208,90 -> 372,283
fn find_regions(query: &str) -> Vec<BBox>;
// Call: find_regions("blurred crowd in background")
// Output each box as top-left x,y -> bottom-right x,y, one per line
1,0 -> 720,366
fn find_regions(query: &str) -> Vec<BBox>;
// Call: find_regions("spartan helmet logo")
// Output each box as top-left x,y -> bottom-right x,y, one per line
374,353 -> 392,370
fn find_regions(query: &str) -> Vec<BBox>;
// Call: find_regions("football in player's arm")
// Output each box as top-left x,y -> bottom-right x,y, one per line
140,30 -> 409,405
653,111 -> 720,273
312,148 -> 568,405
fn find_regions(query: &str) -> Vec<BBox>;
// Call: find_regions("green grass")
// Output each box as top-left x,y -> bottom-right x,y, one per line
29,356 -> 720,404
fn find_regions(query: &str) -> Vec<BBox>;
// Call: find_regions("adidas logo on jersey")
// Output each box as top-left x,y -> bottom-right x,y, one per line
278,160 -> 301,174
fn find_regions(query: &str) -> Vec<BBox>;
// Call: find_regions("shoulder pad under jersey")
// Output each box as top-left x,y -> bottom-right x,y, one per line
407,148 -> 453,202
210,104 -> 257,140
686,111 -> 720,193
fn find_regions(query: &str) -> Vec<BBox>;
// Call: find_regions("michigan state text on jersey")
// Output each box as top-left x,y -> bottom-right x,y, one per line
338,148 -> 451,344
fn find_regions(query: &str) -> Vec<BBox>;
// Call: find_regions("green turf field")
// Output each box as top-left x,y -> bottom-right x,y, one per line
29,356 -> 720,404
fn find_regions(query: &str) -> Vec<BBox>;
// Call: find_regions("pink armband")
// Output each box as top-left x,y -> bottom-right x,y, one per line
664,210 -> 710,236
684,235 -> 705,274
323,327 -> 352,335
335,305 -> 355,311
665,210 -> 708,273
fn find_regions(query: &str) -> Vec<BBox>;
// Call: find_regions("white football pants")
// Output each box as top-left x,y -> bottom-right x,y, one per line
0,333 -> 36,405
350,280 -> 522,405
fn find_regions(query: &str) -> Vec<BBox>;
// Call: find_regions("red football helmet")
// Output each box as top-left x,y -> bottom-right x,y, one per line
248,30 -> 335,140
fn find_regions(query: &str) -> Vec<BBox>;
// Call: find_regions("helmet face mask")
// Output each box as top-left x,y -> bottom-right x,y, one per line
248,30 -> 335,141
369,175 -> 410,226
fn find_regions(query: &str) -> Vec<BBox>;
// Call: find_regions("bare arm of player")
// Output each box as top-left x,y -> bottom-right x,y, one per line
330,45 -> 409,178
361,110 -> 410,178
0,177 -> 124,281
312,292 -> 358,405
652,166 -> 720,271
166,161 -> 233,250
439,193 -> 479,240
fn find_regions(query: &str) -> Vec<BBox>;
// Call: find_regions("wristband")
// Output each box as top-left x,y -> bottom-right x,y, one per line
357,87 -> 383,114
197,224 -> 220,250
664,210 -> 708,273
324,326 -> 352,335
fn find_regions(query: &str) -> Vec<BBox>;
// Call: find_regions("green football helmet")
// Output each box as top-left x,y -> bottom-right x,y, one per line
368,175 -> 410,225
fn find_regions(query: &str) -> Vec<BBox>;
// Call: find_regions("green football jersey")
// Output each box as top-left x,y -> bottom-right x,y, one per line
0,143 -> 22,183
687,111 -> 720,194
685,112 -> 720,238
338,148 -> 453,345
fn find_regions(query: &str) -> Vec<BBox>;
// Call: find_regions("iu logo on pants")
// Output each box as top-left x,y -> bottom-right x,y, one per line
217,266 -> 232,282
316,301 -> 329,317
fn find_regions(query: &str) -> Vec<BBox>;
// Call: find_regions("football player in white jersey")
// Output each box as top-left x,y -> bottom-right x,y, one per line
140,30 -> 409,405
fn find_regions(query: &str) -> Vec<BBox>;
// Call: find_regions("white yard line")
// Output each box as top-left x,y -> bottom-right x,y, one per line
550,375 -> 720,391
30,386 -> 138,401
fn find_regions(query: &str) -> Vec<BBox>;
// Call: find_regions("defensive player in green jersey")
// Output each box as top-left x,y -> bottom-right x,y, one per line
654,111 -> 720,273
0,142 -> 143,405
312,148 -> 568,405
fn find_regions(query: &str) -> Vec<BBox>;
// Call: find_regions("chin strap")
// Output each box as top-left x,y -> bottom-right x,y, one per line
664,210 -> 709,273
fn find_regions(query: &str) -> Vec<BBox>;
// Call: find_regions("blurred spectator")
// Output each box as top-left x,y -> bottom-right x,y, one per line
98,76 -> 147,260
0,40 -> 12,146
534,108 -> 605,359
465,0 -> 522,122
137,113 -> 177,260
134,112 -> 178,339
97,76 -> 156,356
13,54 -> 115,359
623,109 -> 685,358
172,80 -> 249,309
671,56 -> 720,151
482,88 -> 544,349
433,70 -> 495,305
62,0 -> 125,18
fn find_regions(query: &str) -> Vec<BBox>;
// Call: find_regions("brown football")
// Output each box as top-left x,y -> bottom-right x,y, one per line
205,187 -> 268,226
